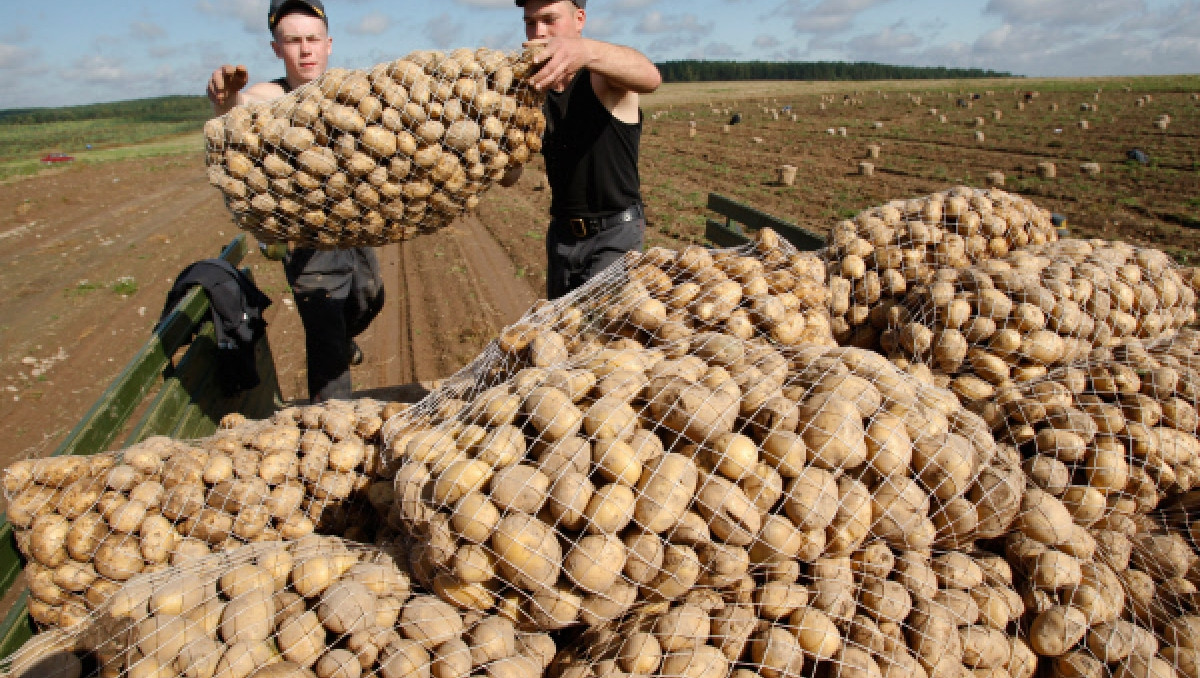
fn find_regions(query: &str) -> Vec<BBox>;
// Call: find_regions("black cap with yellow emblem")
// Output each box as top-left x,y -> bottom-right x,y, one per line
268,0 -> 327,31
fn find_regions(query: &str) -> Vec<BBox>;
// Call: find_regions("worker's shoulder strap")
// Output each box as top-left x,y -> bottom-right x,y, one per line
270,77 -> 293,94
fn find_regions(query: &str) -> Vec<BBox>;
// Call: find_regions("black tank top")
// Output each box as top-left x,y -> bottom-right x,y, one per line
271,77 -> 293,93
542,68 -> 643,218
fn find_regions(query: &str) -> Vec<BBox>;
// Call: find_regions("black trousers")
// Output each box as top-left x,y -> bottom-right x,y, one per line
284,248 -> 384,402
545,217 -> 645,300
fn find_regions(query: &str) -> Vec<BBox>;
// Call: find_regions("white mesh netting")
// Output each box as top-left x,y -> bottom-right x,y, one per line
204,48 -> 545,248
2,399 -> 399,630
2,536 -> 558,678
826,186 -> 1061,352
7,184 -> 1200,678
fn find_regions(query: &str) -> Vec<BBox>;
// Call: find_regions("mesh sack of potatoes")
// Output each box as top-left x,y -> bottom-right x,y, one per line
375,276 -> 1025,634
1,535 -> 559,678
492,228 -> 838,363
542,545 -> 1036,678
997,500 -> 1200,678
204,47 -> 545,248
864,238 -> 1198,392
827,186 -> 1059,347
2,398 -> 403,631
966,330 -> 1200,538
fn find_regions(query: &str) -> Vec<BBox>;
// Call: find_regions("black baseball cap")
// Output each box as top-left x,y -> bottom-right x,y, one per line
514,0 -> 587,8
268,0 -> 327,31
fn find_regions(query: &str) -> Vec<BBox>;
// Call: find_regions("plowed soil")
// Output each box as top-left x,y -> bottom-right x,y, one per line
1,76 -> 1197,470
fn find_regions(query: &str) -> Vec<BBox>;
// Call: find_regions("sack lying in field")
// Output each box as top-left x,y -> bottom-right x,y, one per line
205,48 -> 545,248
370,231 -> 1021,631
828,187 -> 1060,349
882,239 -> 1197,390
2,398 -> 400,630
3,536 -> 559,678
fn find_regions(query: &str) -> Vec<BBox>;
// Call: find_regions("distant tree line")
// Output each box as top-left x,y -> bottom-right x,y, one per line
655,61 -> 1015,83
0,96 -> 211,125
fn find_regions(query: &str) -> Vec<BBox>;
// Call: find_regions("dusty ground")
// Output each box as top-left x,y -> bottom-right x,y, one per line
0,77 -> 1196,471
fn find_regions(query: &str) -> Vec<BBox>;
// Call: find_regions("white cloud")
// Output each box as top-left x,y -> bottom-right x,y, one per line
635,11 -> 712,35
984,0 -> 1146,26
425,13 -> 466,48
130,21 -> 167,41
584,15 -> 619,39
196,0 -> 270,34
450,0 -> 512,8
695,41 -> 742,58
845,25 -> 922,55
784,0 -> 893,34
753,34 -> 781,49
349,12 -> 391,35
60,55 -> 128,83
0,43 -> 34,69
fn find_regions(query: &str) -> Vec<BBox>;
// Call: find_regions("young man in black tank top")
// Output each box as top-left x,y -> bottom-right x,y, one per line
206,0 -> 385,403
505,0 -> 662,299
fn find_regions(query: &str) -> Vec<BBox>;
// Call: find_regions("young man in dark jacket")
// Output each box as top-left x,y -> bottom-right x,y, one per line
505,0 -> 662,299
206,0 -> 384,402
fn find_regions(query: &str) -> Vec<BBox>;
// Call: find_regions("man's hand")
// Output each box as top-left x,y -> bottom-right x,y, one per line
525,38 -> 592,92
207,65 -> 249,110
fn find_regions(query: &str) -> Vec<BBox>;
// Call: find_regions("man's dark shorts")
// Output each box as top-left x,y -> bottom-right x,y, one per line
545,218 -> 645,300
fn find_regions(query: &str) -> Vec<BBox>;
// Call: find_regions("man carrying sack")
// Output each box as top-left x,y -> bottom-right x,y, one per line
504,0 -> 662,299
206,0 -> 385,403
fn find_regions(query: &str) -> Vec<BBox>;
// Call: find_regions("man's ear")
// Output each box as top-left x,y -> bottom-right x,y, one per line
270,40 -> 283,59
576,7 -> 586,32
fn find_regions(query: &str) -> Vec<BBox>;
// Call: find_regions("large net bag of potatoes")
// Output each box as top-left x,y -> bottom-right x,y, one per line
1,398 -> 401,631
366,231 -> 1025,632
204,48 -> 545,248
972,330 -> 1200,534
543,545 -> 1040,678
866,239 -> 1197,392
827,187 -> 1060,348
1,535 -> 559,678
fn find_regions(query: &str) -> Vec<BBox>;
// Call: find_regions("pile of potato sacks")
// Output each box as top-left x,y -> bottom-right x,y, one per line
2,399 -> 400,629
205,47 -> 545,248
9,213 -> 1200,678
5,536 -> 558,678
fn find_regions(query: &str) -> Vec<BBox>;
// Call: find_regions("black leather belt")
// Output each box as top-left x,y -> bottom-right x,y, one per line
552,204 -> 644,238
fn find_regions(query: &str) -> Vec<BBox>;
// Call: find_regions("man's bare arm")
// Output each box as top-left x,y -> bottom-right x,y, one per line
527,37 -> 661,96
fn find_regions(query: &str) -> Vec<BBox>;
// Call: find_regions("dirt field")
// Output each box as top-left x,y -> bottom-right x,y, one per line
0,75 -> 1197,470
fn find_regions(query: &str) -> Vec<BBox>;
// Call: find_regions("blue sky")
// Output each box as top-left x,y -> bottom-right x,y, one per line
3,0 -> 1198,109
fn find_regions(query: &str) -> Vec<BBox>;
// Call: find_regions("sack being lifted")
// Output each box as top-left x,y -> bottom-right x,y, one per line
204,47 -> 546,248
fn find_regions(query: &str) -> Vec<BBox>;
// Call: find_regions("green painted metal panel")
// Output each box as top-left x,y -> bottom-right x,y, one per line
0,591 -> 33,660
707,193 -> 825,251
0,522 -> 20,599
705,218 -> 749,248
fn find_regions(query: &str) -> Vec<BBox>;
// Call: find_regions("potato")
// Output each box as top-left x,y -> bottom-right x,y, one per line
564,534 -> 626,594
491,513 -> 561,590
633,453 -> 698,533
1029,605 -> 1088,657
318,581 -> 377,635
750,625 -> 806,678
790,607 -> 842,660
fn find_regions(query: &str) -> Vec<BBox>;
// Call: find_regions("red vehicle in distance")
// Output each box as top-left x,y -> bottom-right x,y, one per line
40,152 -> 75,164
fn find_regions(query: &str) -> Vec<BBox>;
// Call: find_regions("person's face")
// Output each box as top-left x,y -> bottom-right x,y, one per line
271,12 -> 332,84
523,0 -> 584,40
